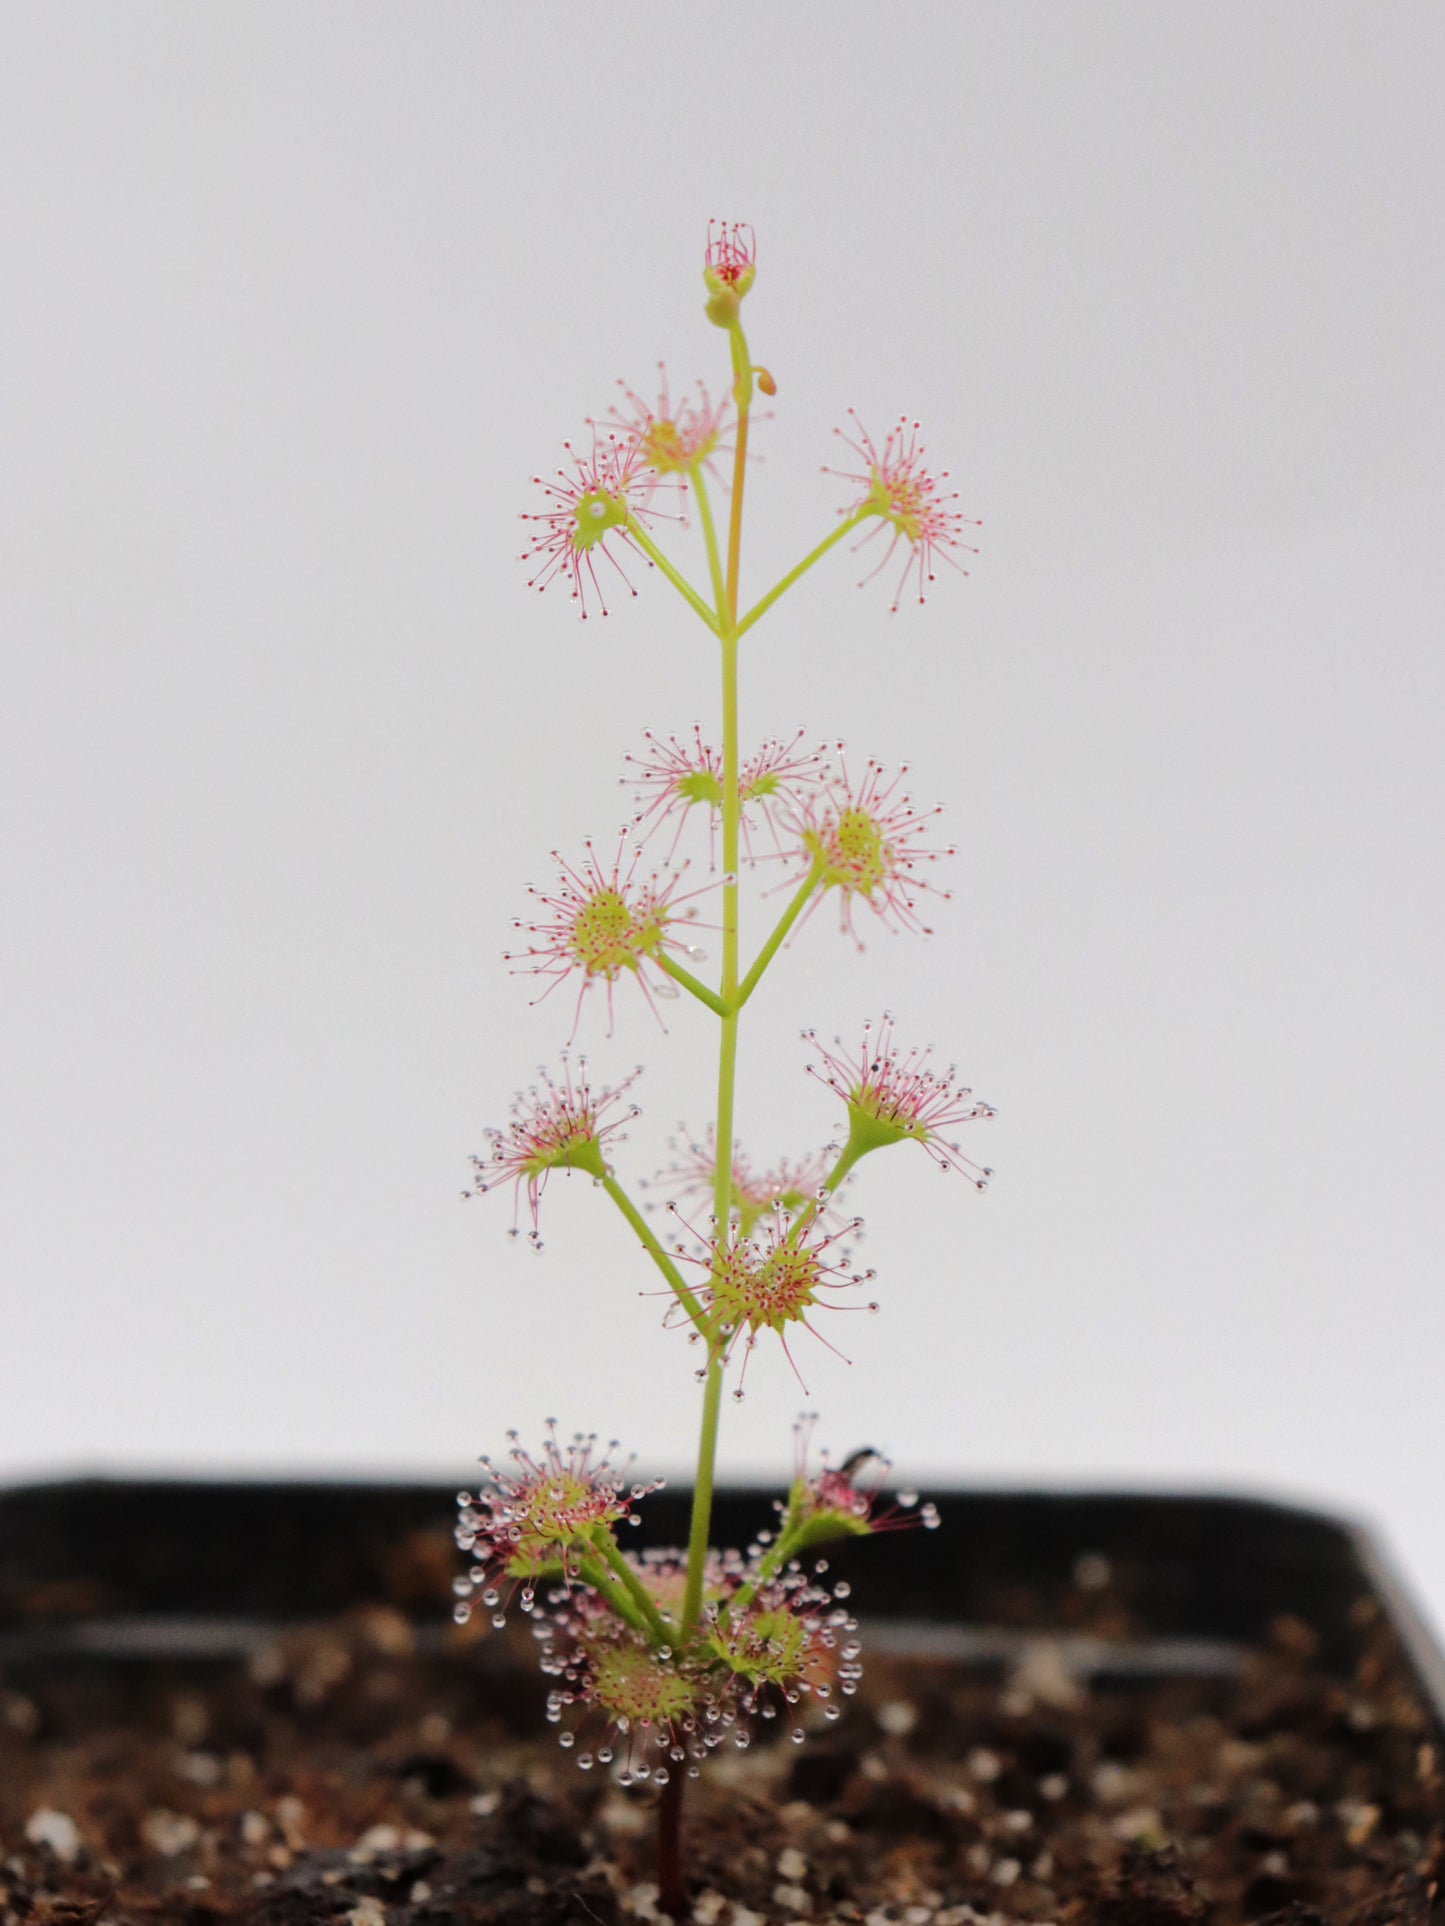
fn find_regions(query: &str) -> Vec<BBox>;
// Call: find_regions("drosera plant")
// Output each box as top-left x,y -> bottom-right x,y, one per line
458,220 -> 991,1918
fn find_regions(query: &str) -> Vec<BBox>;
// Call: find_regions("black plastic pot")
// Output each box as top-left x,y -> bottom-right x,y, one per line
0,1471 -> 1441,1717
2,1477 -> 1441,1911
1,1479 -> 1441,1713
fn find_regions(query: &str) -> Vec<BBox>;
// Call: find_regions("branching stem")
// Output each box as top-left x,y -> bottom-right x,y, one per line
733,507 -> 872,640
599,1171 -> 708,1333
653,950 -> 729,1017
572,1554 -> 654,1640
736,866 -> 821,1009
786,1137 -> 867,1244
681,319 -> 751,1642
625,518 -> 720,634
595,1535 -> 671,1645
691,469 -> 729,621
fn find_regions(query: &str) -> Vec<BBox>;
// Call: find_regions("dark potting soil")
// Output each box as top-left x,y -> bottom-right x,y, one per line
1,1563 -> 1442,1926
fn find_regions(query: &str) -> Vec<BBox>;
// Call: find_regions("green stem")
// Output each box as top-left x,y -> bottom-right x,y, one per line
653,949 -> 729,1018
720,1526 -> 793,1625
599,1171 -> 707,1332
820,1137 -> 865,1198
735,866 -> 821,1009
724,325 -> 752,616
624,517 -> 720,634
682,388 -> 747,1631
691,468 -> 729,621
786,1138 -> 866,1245
573,1553 -> 655,1639
683,1356 -> 725,1633
733,507 -> 872,641
595,1535 -> 671,1644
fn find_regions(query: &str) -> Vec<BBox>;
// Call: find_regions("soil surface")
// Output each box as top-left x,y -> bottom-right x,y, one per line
2,1578 -> 1442,1926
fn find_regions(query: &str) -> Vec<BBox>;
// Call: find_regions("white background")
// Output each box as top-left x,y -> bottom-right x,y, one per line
4,6 -> 1443,1629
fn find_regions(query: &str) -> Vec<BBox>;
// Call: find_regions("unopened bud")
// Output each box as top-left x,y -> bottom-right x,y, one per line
704,284 -> 741,329
755,366 -> 777,397
703,220 -> 756,323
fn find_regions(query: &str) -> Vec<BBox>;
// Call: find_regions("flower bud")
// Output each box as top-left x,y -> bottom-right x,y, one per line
702,220 -> 756,324
704,284 -> 741,328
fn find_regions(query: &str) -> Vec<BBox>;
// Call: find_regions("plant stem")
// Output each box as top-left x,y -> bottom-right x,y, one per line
653,949 -> 730,1017
657,1771 -> 686,1916
572,1554 -> 655,1639
724,324 -> 752,616
625,518 -> 720,634
786,1137 -> 866,1243
732,508 -> 871,641
819,1137 -> 865,1200
665,314 -> 754,1916
681,333 -> 749,1637
595,1535 -> 671,1644
682,1348 -> 725,1630
735,865 -> 820,1010
718,1528 -> 790,1623
692,469 -> 728,621
599,1171 -> 708,1332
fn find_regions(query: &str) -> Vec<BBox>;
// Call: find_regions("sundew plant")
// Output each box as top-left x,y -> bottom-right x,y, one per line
457,223 -> 992,1915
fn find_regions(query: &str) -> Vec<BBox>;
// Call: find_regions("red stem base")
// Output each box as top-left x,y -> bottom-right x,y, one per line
656,1770 -> 687,1917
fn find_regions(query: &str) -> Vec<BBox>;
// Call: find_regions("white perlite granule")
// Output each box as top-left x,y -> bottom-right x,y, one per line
25,1809 -> 83,1862
348,1823 -> 434,1864
141,1811 -> 202,1858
